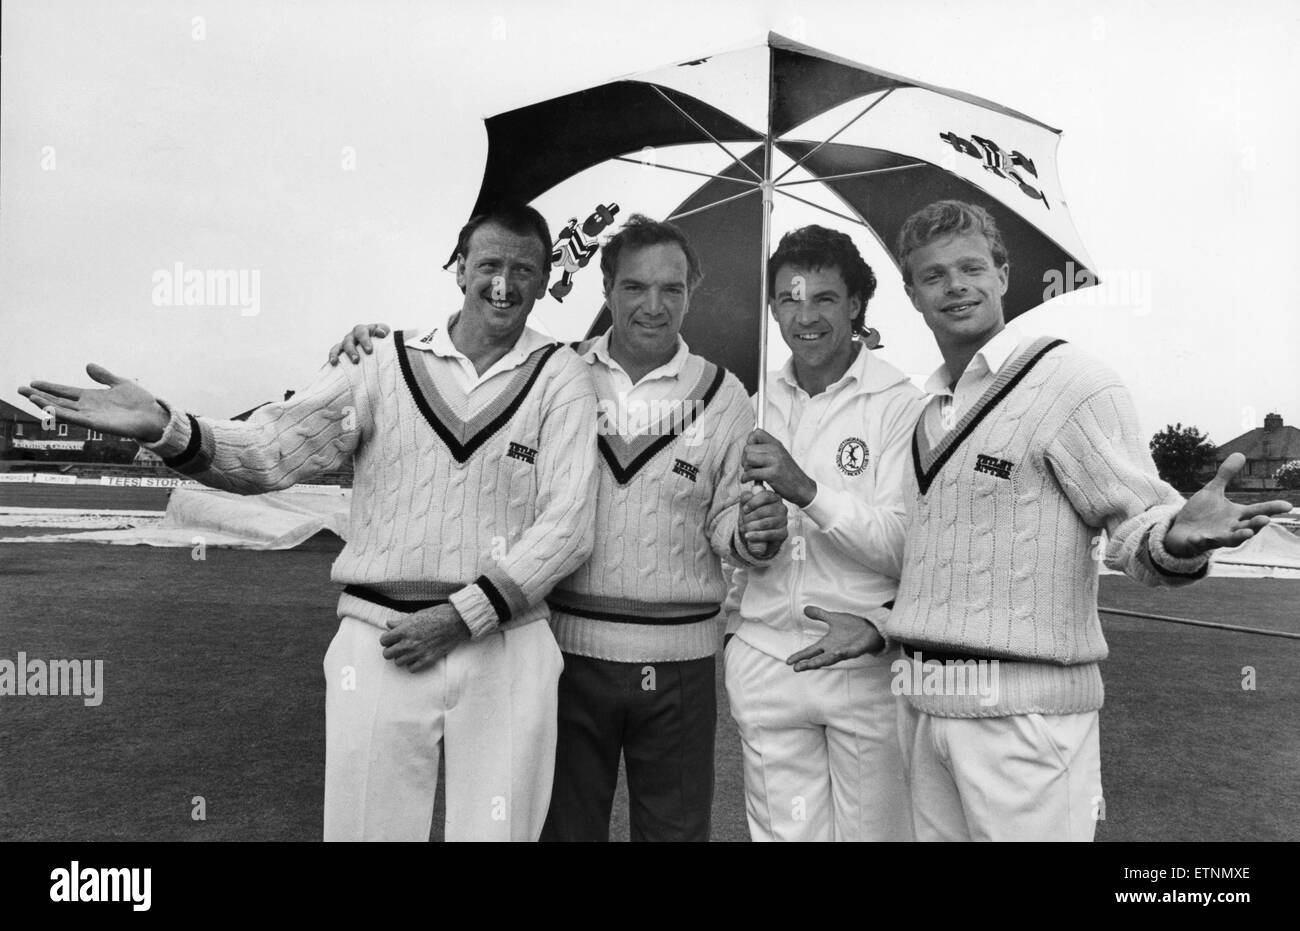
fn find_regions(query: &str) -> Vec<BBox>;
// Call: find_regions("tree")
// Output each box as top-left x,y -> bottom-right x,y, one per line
1275,460 -> 1300,491
1150,423 -> 1217,492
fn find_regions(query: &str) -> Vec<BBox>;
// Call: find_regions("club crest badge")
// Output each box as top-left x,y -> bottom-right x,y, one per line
836,438 -> 868,476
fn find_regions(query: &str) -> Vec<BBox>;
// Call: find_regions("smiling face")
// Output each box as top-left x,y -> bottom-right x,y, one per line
605,241 -> 691,366
455,222 -> 550,342
772,263 -> 860,378
904,231 -> 1009,352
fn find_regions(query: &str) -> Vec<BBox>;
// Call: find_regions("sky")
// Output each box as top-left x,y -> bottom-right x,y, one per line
2,0 -> 1297,447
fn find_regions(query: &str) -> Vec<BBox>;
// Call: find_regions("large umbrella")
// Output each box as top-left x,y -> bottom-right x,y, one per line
465,32 -> 1098,411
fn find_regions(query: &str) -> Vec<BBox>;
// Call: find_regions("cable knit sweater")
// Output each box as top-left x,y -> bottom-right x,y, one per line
888,337 -> 1209,717
144,328 -> 599,639
547,341 -> 762,663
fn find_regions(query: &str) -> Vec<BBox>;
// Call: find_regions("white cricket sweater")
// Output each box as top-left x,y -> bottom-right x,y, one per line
548,341 -> 764,662
889,337 -> 1209,717
145,328 -> 599,638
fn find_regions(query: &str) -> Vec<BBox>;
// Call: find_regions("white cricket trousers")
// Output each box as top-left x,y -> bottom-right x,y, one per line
725,637 -> 913,841
322,615 -> 563,842
897,703 -> 1103,841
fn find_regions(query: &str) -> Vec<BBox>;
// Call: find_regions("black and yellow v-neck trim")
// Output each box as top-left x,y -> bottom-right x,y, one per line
598,363 -> 726,486
395,328 -> 562,464
911,336 -> 1066,495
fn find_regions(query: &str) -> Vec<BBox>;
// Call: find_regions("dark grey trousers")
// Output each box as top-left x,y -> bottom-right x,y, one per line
541,652 -> 716,842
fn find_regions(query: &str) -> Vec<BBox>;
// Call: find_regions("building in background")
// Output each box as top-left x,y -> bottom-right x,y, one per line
1211,412 -> 1300,490
3,392 -> 351,485
0,399 -> 138,465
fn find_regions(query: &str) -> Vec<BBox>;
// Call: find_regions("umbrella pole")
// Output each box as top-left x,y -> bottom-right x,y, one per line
755,134 -> 773,430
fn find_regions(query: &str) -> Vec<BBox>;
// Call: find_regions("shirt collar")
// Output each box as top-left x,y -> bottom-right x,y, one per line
978,324 -> 1026,377
776,341 -> 908,397
583,331 -> 691,384
409,313 -> 553,367
777,349 -> 860,396
923,324 -> 1024,397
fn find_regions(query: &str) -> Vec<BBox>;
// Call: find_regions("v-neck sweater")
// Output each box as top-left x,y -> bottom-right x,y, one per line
890,337 -> 1209,717
546,339 -> 761,662
145,329 -> 600,640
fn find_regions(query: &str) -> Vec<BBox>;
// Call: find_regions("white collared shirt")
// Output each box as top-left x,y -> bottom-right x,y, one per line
580,331 -> 691,438
921,325 -> 1034,445
407,314 -> 555,415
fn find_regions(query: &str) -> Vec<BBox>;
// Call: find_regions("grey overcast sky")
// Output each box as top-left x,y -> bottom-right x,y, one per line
2,0 -> 1297,446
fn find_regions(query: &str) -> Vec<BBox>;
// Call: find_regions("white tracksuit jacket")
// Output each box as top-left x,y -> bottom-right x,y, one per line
726,345 -> 925,667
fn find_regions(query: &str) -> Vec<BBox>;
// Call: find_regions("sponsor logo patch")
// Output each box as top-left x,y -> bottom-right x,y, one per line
507,442 -> 538,464
974,453 -> 1014,479
672,459 -> 699,482
836,438 -> 868,476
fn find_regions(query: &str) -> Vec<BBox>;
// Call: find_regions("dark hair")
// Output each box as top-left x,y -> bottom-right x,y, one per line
451,201 -> 553,271
599,213 -> 703,291
767,225 -> 877,337
895,200 -> 1008,285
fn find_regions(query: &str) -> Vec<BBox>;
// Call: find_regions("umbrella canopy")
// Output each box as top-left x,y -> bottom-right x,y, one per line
465,32 -> 1098,395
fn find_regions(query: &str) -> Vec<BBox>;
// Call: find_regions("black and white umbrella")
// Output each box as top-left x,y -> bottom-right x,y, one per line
463,33 -> 1098,412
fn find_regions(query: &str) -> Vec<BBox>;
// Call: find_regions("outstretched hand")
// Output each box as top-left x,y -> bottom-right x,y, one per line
785,605 -> 888,672
328,323 -> 392,365
18,364 -> 169,443
1164,453 -> 1293,558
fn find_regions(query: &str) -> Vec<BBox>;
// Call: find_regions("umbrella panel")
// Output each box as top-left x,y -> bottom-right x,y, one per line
777,140 -> 1089,322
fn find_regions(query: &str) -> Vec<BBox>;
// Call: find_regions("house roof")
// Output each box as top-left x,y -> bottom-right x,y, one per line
1216,423 -> 1300,461
0,399 -> 41,423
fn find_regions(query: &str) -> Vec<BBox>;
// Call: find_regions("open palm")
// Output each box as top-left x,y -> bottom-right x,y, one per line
18,364 -> 169,443
785,605 -> 891,671
1164,453 -> 1294,557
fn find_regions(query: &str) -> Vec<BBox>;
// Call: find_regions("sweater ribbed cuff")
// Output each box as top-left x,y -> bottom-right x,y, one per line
1145,513 -> 1211,578
142,401 -> 193,460
451,568 -> 533,639
449,584 -> 497,639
